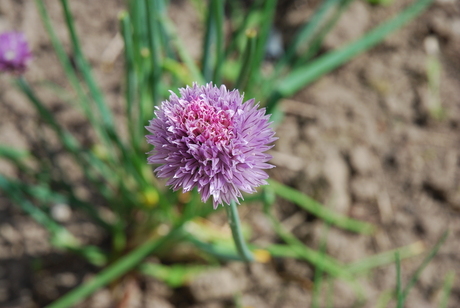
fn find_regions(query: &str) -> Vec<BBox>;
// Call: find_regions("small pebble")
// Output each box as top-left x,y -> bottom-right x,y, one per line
51,203 -> 72,222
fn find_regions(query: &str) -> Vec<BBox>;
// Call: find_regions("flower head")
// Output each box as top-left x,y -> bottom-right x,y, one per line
146,83 -> 276,209
0,32 -> 32,74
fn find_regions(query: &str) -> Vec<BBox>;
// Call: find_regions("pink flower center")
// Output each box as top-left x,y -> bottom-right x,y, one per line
178,99 -> 234,144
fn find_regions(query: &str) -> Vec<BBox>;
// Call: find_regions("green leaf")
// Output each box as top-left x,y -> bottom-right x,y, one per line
235,29 -> 257,91
396,252 -> 403,308
439,271 -> 455,308
347,241 -> 425,274
139,263 -> 214,287
275,0 -> 348,71
401,231 -> 448,303
201,0 -> 217,82
159,14 -> 205,84
119,11 -> 139,149
267,180 -> 376,234
250,0 -> 277,80
0,146 -> 31,172
45,227 -> 184,308
265,210 -> 352,279
266,0 -> 435,113
0,175 -> 107,266
212,0 -> 225,84
59,0 -> 116,131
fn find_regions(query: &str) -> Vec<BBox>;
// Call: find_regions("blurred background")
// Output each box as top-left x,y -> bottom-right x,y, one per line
0,0 -> 459,307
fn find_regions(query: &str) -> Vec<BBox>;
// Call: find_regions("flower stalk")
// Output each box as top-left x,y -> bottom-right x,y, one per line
225,201 -> 254,262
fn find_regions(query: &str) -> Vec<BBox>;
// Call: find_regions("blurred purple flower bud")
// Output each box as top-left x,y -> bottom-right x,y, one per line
146,83 -> 277,209
0,32 -> 32,74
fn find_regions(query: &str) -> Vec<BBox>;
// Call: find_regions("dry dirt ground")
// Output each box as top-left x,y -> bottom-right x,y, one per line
0,0 -> 460,307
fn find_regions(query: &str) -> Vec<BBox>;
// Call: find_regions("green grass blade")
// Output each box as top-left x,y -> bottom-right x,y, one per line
119,10 -> 154,173
439,271 -> 455,308
160,14 -> 204,84
129,0 -> 148,48
235,29 -> 257,91
326,278 -> 335,308
35,0 -> 118,163
16,78 -> 79,153
45,227 -> 184,308
225,0 -> 261,58
60,0 -> 136,174
66,245 -> 107,267
261,243 -> 330,260
0,175 -> 64,235
54,1 -> 147,196
293,0 -> 354,67
401,230 -> 448,302
17,180 -> 112,232
264,208 -> 351,279
185,236 -> 245,261
145,0 -> 163,104
120,11 -> 138,148
16,77 -> 117,201
376,290 -> 394,308
162,58 -> 195,85
202,0 -> 217,82
139,263 -> 214,288
395,252 -> 404,308
59,0 -> 115,130
0,146 -> 28,158
0,175 -> 107,266
129,0 -> 150,138
366,0 -> 395,5
275,0 -> 340,72
0,144 -> 113,231
263,192 -> 355,280
212,0 -> 225,84
267,180 -> 376,234
155,0 -> 176,61
34,0 -> 100,128
266,0 -> 435,113
130,0 -> 149,56
0,146 -> 31,172
312,224 -> 331,308
347,241 -> 425,274
250,0 -> 277,78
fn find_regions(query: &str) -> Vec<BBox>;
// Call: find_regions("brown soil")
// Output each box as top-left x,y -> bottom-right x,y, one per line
0,0 -> 459,307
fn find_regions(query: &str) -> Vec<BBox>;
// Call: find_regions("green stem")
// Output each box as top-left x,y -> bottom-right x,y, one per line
225,201 -> 254,262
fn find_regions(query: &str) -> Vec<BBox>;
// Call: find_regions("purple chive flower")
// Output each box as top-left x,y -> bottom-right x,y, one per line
0,32 -> 32,74
146,83 -> 277,209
